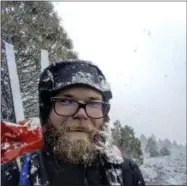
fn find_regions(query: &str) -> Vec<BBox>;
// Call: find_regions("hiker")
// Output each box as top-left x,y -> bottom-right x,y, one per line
1,60 -> 146,186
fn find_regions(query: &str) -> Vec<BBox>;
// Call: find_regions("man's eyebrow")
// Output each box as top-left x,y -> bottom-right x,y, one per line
61,94 -> 74,98
88,96 -> 102,101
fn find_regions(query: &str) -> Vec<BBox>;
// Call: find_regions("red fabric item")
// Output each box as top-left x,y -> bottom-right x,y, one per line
1,118 -> 44,164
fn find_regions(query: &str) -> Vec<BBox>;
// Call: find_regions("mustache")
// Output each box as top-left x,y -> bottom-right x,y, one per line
59,120 -> 96,134
46,119 -> 96,133
63,124 -> 94,133
44,120 -> 101,143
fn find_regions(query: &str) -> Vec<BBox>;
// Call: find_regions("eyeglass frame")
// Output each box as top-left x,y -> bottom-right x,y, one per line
51,97 -> 111,119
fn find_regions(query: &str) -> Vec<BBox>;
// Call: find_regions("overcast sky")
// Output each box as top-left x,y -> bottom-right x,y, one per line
53,2 -> 186,145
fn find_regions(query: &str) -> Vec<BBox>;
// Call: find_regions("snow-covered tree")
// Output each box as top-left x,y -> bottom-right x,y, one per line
151,134 -> 156,142
111,120 -> 143,164
139,134 -> 147,153
160,146 -> 171,156
172,140 -> 179,149
163,138 -> 172,150
1,1 -> 78,120
1,41 -> 16,122
146,136 -> 159,157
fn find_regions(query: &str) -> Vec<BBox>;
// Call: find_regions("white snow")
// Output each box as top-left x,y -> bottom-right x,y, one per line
71,71 -> 110,91
1,142 -> 10,150
54,59 -> 94,66
12,166 -> 17,170
140,147 -> 186,185
51,43 -> 57,49
30,165 -> 38,174
5,171 -> 10,176
4,132 -> 16,138
22,95 -> 36,102
27,117 -> 41,130
34,175 -> 40,186
22,69 -> 29,73
3,121 -> 20,127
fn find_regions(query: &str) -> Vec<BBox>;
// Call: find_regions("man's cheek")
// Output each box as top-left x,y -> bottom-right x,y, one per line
61,117 -> 71,125
92,119 -> 103,130
56,117 -> 70,129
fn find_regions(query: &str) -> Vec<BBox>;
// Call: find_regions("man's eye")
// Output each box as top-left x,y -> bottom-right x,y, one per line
88,102 -> 102,108
58,99 -> 73,105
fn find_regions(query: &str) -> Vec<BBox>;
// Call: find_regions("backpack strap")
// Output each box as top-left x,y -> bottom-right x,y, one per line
18,151 -> 44,186
121,158 -> 134,186
19,153 -> 32,186
121,158 -> 146,186
128,159 -> 146,186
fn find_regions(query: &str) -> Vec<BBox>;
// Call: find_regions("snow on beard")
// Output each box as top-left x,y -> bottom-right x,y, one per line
43,122 -> 101,164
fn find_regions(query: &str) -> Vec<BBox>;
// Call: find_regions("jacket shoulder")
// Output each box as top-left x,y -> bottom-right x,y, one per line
121,158 -> 146,186
1,160 -> 21,186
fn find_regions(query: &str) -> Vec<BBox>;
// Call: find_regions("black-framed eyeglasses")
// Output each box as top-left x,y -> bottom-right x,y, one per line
51,97 -> 110,119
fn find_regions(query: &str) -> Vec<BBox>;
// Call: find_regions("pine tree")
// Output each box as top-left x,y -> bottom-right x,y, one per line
146,136 -> 159,157
111,120 -> 143,164
163,138 -> 172,150
1,41 -> 16,122
139,134 -> 147,153
173,140 -> 179,148
1,1 -> 78,119
151,134 -> 156,142
160,146 -> 171,156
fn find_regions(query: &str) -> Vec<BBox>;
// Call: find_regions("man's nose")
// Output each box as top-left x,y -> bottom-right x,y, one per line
73,108 -> 88,120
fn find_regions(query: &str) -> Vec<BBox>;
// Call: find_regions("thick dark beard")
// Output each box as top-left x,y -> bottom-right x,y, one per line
43,123 -> 100,165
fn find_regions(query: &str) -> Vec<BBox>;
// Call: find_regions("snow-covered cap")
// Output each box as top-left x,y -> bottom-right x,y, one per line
38,60 -> 112,124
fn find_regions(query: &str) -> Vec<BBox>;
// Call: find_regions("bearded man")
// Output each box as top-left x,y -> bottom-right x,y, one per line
1,60 -> 146,186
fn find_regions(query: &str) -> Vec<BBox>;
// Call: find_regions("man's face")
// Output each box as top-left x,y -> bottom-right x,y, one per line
46,86 -> 106,163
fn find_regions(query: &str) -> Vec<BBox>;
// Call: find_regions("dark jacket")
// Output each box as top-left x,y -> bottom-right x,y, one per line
1,149 -> 145,186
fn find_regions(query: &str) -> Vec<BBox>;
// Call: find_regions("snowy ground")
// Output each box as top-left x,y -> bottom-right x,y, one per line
140,148 -> 187,185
